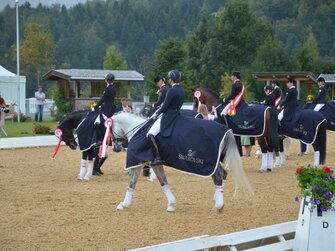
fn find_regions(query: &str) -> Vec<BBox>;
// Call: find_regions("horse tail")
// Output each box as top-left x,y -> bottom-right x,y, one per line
222,130 -> 254,197
318,120 -> 327,164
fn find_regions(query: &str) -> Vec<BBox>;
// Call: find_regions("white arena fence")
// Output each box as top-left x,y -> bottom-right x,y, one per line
130,220 -> 297,251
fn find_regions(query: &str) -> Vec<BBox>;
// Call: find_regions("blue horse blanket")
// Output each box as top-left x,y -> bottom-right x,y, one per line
281,107 -> 326,144
216,102 -> 268,136
304,101 -> 335,131
76,110 -> 107,151
126,115 -> 231,177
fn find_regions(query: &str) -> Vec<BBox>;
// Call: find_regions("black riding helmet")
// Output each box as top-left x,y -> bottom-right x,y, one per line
167,70 -> 181,83
105,73 -> 115,83
264,84 -> 273,91
317,77 -> 325,82
271,79 -> 280,86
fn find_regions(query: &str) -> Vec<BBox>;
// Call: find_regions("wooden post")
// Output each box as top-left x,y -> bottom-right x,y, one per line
296,79 -> 300,99
127,81 -> 131,100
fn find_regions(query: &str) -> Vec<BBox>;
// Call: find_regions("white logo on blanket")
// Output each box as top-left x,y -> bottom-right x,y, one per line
238,120 -> 255,130
178,149 -> 204,164
293,124 -> 308,135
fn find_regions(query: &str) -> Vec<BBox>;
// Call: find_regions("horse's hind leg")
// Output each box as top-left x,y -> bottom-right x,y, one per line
117,166 -> 141,211
211,165 -> 227,213
152,165 -> 176,212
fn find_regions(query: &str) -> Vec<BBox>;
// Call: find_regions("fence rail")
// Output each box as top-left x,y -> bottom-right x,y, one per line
130,221 -> 297,251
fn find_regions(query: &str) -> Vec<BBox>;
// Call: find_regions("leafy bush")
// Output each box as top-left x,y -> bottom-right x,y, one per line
33,123 -> 53,135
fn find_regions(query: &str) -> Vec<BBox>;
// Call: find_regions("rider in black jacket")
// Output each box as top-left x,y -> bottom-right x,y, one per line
93,73 -> 116,145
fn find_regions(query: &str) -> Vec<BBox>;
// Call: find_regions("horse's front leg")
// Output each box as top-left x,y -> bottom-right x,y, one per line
211,164 -> 227,213
152,165 -> 176,212
117,166 -> 141,211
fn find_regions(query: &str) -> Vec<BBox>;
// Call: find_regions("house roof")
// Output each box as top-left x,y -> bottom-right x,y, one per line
42,69 -> 145,81
252,71 -> 317,85
318,74 -> 335,84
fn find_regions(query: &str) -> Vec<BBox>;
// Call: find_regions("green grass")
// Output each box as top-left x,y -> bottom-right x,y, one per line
1,119 -> 59,138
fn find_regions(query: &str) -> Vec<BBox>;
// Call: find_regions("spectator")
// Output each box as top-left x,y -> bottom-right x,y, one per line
35,87 -> 45,122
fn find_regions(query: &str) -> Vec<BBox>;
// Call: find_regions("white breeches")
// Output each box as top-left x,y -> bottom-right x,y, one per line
146,117 -> 162,137
278,109 -> 284,121
314,104 -> 325,112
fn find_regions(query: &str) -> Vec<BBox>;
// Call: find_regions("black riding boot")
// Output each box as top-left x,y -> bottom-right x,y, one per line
95,124 -> 102,146
147,134 -> 164,166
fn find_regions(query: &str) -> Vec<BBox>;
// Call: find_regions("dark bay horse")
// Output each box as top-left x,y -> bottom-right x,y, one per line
56,110 -> 107,178
193,88 -> 327,167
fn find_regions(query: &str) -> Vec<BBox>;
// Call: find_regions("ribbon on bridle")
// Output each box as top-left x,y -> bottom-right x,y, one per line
226,85 -> 244,116
52,128 -> 63,159
98,117 -> 113,158
194,90 -> 202,110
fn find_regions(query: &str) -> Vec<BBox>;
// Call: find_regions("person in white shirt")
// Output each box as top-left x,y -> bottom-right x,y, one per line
35,87 -> 45,122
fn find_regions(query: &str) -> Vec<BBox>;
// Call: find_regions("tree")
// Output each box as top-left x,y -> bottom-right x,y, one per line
103,45 -> 128,70
294,30 -> 319,71
18,22 -> 56,95
186,17 -> 214,88
149,37 -> 190,100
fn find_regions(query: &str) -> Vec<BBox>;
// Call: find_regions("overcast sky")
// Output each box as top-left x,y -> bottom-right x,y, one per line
0,0 -> 88,11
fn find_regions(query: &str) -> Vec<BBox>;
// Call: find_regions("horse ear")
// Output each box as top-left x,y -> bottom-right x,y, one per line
191,88 -> 196,93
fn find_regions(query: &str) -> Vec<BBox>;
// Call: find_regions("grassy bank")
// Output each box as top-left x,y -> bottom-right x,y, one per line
1,120 -> 59,138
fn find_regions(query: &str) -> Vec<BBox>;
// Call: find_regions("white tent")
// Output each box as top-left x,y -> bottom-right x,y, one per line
0,65 -> 26,114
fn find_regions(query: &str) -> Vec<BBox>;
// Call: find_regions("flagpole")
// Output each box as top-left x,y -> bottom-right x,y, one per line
16,0 -> 21,122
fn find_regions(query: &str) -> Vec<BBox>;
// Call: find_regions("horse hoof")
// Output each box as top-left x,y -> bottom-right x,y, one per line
93,171 -> 101,176
166,205 -> 175,212
117,202 -> 130,211
216,206 -> 224,213
77,175 -> 84,181
84,174 -> 92,181
117,203 -> 124,211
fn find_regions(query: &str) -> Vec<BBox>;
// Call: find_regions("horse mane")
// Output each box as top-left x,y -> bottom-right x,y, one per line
203,88 -> 220,100
58,109 -> 89,126
113,110 -> 147,120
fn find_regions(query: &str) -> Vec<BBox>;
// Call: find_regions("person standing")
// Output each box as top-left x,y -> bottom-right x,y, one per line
115,97 -> 133,113
35,87 -> 45,122
197,104 -> 218,121
147,70 -> 185,166
313,77 -> 326,112
152,75 -> 169,109
0,93 -> 7,109
278,78 -> 297,122
93,73 -> 116,146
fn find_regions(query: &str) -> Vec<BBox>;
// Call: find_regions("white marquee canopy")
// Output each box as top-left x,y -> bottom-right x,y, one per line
0,65 -> 26,114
